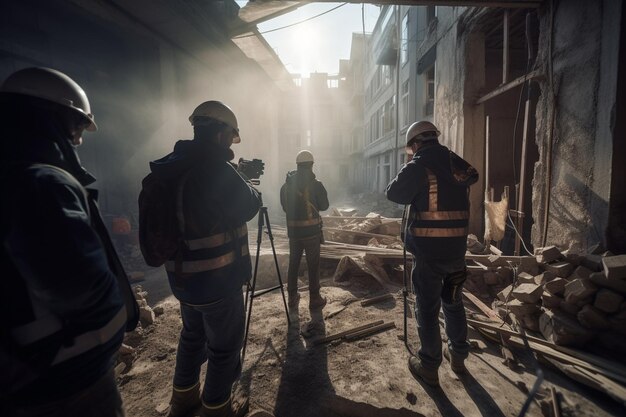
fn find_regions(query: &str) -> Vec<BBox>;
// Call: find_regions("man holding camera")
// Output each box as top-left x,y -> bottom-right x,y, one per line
386,121 -> 478,387
146,101 -> 260,417
280,150 -> 329,314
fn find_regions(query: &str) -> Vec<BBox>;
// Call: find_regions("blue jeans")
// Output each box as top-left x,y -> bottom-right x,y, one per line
411,255 -> 470,369
174,290 -> 245,405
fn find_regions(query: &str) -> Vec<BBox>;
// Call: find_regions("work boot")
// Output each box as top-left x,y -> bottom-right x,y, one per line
408,356 -> 439,387
288,292 -> 300,311
167,382 -> 201,417
199,393 -> 249,417
443,345 -> 467,374
309,292 -> 327,310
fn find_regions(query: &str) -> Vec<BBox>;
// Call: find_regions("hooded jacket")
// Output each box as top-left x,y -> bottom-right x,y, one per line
0,96 -> 136,405
386,142 -> 478,259
280,166 -> 329,239
149,139 -> 261,304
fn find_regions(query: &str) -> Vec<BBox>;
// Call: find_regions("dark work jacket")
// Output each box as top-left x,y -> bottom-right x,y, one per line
386,142 -> 478,260
150,139 -> 261,304
280,167 -> 329,239
0,99 -> 134,406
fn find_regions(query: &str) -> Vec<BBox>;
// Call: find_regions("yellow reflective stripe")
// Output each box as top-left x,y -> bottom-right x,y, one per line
415,210 -> 469,221
173,382 -> 200,392
425,168 -> 438,211
202,396 -> 230,410
410,227 -> 468,237
185,225 -> 248,250
166,246 -> 250,273
287,218 -> 321,227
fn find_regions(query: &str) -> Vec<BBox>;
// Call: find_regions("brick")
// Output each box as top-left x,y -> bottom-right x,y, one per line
512,283 -> 543,304
540,309 -> 593,346
518,257 -> 540,275
564,279 -> 598,305
560,300 -> 582,315
571,266 -> 593,280
593,289 -> 624,314
544,262 -> 574,278
497,285 -> 513,302
541,291 -> 563,308
517,272 -> 535,284
507,299 -> 540,317
577,305 -> 610,330
544,277 -> 567,295
581,254 -> 603,272
564,251 -> 583,267
483,272 -> 499,285
602,255 -> 626,280
536,246 -> 563,264
588,272 -> 626,295
609,310 -> 626,336
533,271 -> 555,286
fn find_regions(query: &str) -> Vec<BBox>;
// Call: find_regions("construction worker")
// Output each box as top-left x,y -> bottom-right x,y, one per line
147,101 -> 260,417
0,67 -> 138,416
280,150 -> 329,313
386,121 -> 478,386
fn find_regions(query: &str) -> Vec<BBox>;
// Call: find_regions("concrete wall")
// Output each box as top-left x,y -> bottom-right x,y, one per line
532,0 -> 622,252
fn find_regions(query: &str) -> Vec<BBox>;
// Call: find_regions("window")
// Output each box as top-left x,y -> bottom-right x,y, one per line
327,79 -> 338,88
381,96 -> 396,135
401,81 -> 410,127
382,65 -> 392,86
424,67 -> 435,116
401,14 -> 408,65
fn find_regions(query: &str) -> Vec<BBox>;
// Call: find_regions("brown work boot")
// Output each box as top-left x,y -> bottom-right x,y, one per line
199,393 -> 249,417
408,356 -> 439,387
309,292 -> 327,310
443,345 -> 467,374
167,382 -> 201,417
288,292 -> 300,311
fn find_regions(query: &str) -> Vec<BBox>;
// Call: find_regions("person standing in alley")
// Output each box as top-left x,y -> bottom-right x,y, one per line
280,150 -> 329,314
140,101 -> 260,417
0,67 -> 138,416
386,121 -> 478,386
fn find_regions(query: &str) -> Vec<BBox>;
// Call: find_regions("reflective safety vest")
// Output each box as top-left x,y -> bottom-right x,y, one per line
165,224 -> 250,274
409,168 -> 470,238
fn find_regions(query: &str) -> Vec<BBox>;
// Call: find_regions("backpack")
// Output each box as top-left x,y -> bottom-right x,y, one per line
138,170 -> 190,267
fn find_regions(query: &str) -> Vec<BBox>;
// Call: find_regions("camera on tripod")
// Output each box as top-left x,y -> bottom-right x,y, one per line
237,158 -> 265,185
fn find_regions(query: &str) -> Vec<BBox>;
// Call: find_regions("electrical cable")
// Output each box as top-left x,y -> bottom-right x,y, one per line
507,211 -> 534,256
233,3 -> 348,39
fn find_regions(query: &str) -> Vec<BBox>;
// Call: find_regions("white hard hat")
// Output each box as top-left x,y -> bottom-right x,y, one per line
406,121 -> 440,145
189,100 -> 240,143
296,150 -> 314,164
0,67 -> 97,131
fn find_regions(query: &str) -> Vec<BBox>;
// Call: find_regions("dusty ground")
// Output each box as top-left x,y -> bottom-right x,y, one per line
119,244 -> 624,417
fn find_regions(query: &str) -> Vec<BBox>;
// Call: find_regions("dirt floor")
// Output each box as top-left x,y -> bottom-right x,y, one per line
117,224 -> 625,417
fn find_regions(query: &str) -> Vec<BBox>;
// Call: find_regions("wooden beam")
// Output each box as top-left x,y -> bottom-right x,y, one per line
360,293 -> 395,307
502,10 -> 510,84
515,99 -> 531,256
462,291 -> 504,324
312,320 -> 384,346
485,115 -> 490,197
476,69 -> 543,104
324,227 -> 399,240
344,322 -> 396,341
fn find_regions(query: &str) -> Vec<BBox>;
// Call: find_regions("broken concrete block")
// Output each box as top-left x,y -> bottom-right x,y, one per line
517,272 -> 535,284
563,251 -> 583,267
536,246 -> 563,264
602,255 -> 626,280
497,285 -> 513,302
153,305 -> 165,316
139,305 -> 155,326
512,283 -> 543,304
533,271 -> 555,286
483,272 -> 499,285
571,266 -> 593,280
544,277 -> 567,296
518,257 -> 540,275
507,299 -> 540,317
560,300 -> 582,315
540,309 -> 593,346
577,305 -> 610,330
593,289 -> 624,314
588,271 -> 626,295
581,254 -> 603,272
564,279 -> 598,305
544,262 -> 574,278
541,291 -> 563,308
520,313 -> 541,332
609,310 -> 626,335
496,266 -> 513,283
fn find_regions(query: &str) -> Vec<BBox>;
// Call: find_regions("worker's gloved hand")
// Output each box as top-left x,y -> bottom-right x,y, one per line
237,158 -> 265,182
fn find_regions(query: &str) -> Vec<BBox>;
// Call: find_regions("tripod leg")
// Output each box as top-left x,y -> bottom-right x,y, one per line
242,209 -> 264,363
263,209 -> 291,324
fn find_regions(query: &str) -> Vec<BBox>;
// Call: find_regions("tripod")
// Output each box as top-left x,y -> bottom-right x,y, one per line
242,201 -> 290,362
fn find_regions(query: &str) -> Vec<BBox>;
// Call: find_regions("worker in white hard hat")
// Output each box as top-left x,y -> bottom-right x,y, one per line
386,120 -> 479,387
142,100 -> 260,417
0,67 -> 139,416
280,150 -> 329,317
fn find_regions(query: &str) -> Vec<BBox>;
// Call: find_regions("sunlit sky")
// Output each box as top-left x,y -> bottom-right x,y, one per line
236,2 -> 380,76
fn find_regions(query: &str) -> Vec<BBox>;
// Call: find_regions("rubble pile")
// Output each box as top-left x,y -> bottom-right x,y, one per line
323,209 -> 402,247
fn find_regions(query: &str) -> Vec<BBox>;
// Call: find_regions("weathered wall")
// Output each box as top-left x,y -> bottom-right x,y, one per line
532,0 -> 621,252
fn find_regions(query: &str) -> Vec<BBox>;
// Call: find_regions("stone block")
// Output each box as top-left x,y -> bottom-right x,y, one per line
544,262 -> 574,278
564,279 -> 597,305
544,277 -> 567,295
518,257 -> 540,275
563,251 -> 583,267
540,309 -> 593,346
541,291 -> 563,308
517,272 -> 535,284
571,266 -> 593,280
588,271 -> 626,295
593,289 -> 624,314
602,255 -> 626,280
507,299 -> 540,317
536,246 -> 563,264
609,310 -> 626,335
581,254 -> 603,272
577,305 -> 610,330
519,313 -> 541,332
496,266 -> 513,283
483,272 -> 499,285
497,285 -> 513,302
559,300 -> 582,315
533,271 -> 555,286
512,283 -> 543,304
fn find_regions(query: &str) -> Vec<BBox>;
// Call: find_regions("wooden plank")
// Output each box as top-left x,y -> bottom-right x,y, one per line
515,99 -> 531,256
476,69 -> 543,104
550,386 -> 561,417
344,322 -> 396,341
312,320 -> 384,346
485,115 -> 490,195
360,293 -> 395,307
462,291 -> 504,324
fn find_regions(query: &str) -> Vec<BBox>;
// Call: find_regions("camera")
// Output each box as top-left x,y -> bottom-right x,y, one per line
237,158 -> 265,185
